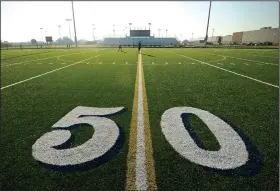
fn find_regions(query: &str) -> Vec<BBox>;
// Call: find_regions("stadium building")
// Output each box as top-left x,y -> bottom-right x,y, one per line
103,29 -> 180,47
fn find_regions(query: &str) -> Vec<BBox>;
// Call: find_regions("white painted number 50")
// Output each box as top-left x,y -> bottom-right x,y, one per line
32,106 -> 124,167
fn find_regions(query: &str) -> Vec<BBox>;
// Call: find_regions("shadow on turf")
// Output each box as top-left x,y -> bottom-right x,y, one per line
36,108 -> 128,172
181,113 -> 262,177
141,53 -> 156,57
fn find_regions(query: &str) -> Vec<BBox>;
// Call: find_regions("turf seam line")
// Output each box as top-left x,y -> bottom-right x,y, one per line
177,53 -> 279,89
1,50 -> 116,90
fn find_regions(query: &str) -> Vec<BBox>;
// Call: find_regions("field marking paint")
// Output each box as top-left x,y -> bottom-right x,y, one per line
242,63 -> 249,66
230,63 -> 235,65
177,54 -> 279,88
209,53 -> 278,66
178,62 -> 181,65
113,62 -> 115,64
165,62 -> 168,65
1,49 -> 105,67
126,62 -> 128,64
152,62 -> 155,65
86,62 -> 90,65
217,63 -> 223,65
49,63 -> 53,65
1,51 -> 116,90
208,55 -> 227,63
61,63 -> 65,65
99,62 -> 102,64
126,51 -> 157,190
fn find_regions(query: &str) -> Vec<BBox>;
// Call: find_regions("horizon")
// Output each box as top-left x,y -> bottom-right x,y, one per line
1,1 -> 279,43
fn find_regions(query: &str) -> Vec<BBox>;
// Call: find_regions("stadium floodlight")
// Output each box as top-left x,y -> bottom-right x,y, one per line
66,18 -> 72,41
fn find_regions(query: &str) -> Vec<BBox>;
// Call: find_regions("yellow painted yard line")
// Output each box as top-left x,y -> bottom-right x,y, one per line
126,52 -> 157,190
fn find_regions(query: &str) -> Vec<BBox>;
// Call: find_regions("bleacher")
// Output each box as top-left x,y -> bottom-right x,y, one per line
102,36 -> 180,46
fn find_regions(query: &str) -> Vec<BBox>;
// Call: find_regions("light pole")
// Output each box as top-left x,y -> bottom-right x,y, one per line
66,18 -> 72,41
125,27 -> 127,36
40,28 -> 43,42
192,33 -> 194,42
129,23 -> 132,31
92,24 -> 95,41
71,1 -> 78,47
212,28 -> 215,38
148,23 -> 151,30
166,29 -> 168,37
113,24 -> 115,36
158,29 -> 161,37
205,1 -> 212,45
58,25 -> 61,39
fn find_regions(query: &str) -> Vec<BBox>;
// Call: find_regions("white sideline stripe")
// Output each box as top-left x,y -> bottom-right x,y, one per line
113,62 -> 115,64
136,53 -> 147,190
165,62 -> 168,65
210,53 -> 277,66
178,54 -> 279,89
1,51 -> 115,90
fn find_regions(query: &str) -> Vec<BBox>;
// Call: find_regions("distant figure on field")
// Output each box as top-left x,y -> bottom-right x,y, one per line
138,41 -> 142,54
118,43 -> 123,51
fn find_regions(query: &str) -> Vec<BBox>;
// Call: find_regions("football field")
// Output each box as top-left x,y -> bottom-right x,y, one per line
1,47 -> 278,190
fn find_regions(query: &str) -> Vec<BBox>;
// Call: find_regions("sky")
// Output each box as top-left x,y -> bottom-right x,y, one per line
1,1 -> 279,42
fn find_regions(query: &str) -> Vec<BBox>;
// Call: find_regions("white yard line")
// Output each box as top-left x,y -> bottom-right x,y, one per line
1,51 -> 115,90
177,54 -> 278,89
135,53 -> 148,190
209,53 -> 278,66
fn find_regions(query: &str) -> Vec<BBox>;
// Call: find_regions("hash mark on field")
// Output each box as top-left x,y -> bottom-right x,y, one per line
217,63 -> 223,65
99,62 -> 102,64
178,62 -> 181,64
191,63 -> 196,65
242,63 -> 249,65
165,62 -> 168,65
126,62 -> 128,64
86,62 -> 90,65
230,63 -> 235,65
152,62 -> 154,65
113,62 -> 115,64
49,63 -> 53,65
61,63 -> 65,64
